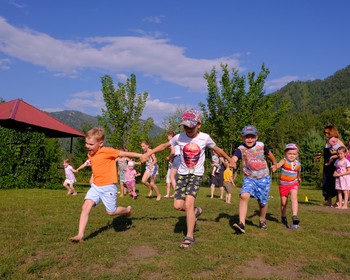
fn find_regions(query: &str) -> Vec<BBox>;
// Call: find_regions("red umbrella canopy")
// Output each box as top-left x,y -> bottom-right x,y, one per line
0,99 -> 85,138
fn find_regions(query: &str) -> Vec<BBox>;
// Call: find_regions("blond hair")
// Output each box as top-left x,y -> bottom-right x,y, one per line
86,127 -> 105,142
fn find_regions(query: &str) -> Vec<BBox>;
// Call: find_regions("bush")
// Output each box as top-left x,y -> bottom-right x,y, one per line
0,127 -> 63,189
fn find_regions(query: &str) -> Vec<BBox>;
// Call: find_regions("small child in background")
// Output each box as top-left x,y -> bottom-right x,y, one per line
63,158 -> 78,195
325,137 -> 342,166
333,146 -> 350,209
165,160 -> 175,198
273,144 -> 302,229
211,150 -> 221,176
125,161 -> 141,199
223,159 -> 236,204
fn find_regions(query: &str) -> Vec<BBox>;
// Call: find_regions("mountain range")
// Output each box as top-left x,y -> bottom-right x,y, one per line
49,110 -> 164,137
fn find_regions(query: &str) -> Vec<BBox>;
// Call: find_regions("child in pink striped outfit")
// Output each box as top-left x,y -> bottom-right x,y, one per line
125,161 -> 141,199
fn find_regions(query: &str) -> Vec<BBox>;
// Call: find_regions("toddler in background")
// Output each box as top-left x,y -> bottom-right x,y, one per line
223,159 -> 236,204
125,161 -> 141,199
211,150 -> 222,176
333,146 -> 350,209
63,158 -> 78,195
165,160 -> 175,198
325,137 -> 342,166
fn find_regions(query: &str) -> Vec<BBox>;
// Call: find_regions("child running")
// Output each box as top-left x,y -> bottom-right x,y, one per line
69,127 -> 144,242
333,146 -> 350,209
141,140 -> 162,200
232,125 -> 277,234
125,161 -> 141,199
273,143 -> 302,229
141,109 -> 235,248
63,158 -> 78,195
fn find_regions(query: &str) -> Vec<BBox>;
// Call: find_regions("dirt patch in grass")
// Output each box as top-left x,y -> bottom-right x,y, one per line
235,258 -> 301,279
129,245 -> 158,258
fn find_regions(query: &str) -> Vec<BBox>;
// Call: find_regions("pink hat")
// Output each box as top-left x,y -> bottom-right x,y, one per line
285,143 -> 298,151
179,109 -> 202,128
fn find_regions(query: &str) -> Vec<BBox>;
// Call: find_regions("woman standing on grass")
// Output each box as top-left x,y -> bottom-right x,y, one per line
141,140 -> 162,200
321,125 -> 344,206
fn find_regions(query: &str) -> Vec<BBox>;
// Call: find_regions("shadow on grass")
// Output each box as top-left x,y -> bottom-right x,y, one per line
84,216 -> 132,241
247,210 -> 279,227
173,215 -> 202,236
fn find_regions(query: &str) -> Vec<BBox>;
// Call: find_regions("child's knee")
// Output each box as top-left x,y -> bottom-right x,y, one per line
174,200 -> 184,211
240,193 -> 250,200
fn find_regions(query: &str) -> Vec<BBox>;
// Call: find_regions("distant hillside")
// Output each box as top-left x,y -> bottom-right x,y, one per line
48,110 -> 164,137
272,64 -> 350,114
49,111 -> 98,130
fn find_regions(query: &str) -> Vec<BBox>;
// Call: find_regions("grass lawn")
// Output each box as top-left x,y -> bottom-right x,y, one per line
0,183 -> 349,279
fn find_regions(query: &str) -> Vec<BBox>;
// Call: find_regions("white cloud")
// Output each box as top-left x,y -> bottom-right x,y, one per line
265,75 -> 299,92
9,1 -> 27,9
116,73 -> 128,82
62,90 -> 185,126
0,17 -> 242,93
0,58 -> 11,70
142,15 -> 166,24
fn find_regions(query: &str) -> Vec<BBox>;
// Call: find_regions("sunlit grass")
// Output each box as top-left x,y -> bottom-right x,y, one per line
0,184 -> 349,279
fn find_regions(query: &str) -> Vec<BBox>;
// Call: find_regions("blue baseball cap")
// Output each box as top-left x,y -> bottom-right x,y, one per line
242,125 -> 258,136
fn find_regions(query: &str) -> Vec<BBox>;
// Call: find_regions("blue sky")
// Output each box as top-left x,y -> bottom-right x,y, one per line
1,1 -> 349,126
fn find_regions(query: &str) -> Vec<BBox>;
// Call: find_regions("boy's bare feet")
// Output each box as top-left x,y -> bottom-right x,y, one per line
69,235 -> 83,242
156,195 -> 162,201
147,190 -> 153,198
124,206 -> 132,217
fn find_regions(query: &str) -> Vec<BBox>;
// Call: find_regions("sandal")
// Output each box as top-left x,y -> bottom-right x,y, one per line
195,206 -> 203,220
180,236 -> 195,248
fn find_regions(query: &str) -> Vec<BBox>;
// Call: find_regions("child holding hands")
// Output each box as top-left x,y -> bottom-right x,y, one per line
232,125 -> 277,234
125,161 -> 141,199
63,158 -> 78,195
141,109 -> 235,248
69,127 -> 144,242
273,143 -> 302,228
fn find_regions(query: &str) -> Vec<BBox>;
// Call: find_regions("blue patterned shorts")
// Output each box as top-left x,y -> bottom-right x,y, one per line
241,176 -> 271,206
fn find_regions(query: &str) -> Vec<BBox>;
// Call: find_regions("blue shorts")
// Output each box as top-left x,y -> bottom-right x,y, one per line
146,164 -> 158,177
241,176 -> 271,206
85,183 -> 118,213
172,155 -> 181,169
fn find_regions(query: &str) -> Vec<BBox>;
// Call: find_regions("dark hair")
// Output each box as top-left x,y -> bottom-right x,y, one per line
324,125 -> 340,138
167,130 -> 176,137
141,140 -> 150,146
337,146 -> 347,153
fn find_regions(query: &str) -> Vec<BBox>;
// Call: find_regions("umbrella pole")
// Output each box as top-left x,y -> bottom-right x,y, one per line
70,137 -> 73,160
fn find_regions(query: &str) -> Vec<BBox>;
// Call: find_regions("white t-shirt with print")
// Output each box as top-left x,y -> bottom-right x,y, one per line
169,132 -> 216,176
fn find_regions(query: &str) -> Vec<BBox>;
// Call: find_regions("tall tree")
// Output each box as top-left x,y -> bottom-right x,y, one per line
98,74 -> 154,152
200,63 -> 288,155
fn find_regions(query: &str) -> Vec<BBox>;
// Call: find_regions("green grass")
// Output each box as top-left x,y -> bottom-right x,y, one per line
0,184 -> 349,279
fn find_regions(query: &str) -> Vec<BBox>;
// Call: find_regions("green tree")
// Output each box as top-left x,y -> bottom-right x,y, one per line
162,106 -> 187,133
98,74 -> 154,152
199,63 -> 288,155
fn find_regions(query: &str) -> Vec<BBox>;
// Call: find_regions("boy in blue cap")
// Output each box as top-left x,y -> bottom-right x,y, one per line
232,125 -> 277,234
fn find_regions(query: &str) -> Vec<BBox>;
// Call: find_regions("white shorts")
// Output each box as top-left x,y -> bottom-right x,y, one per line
85,183 -> 117,213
